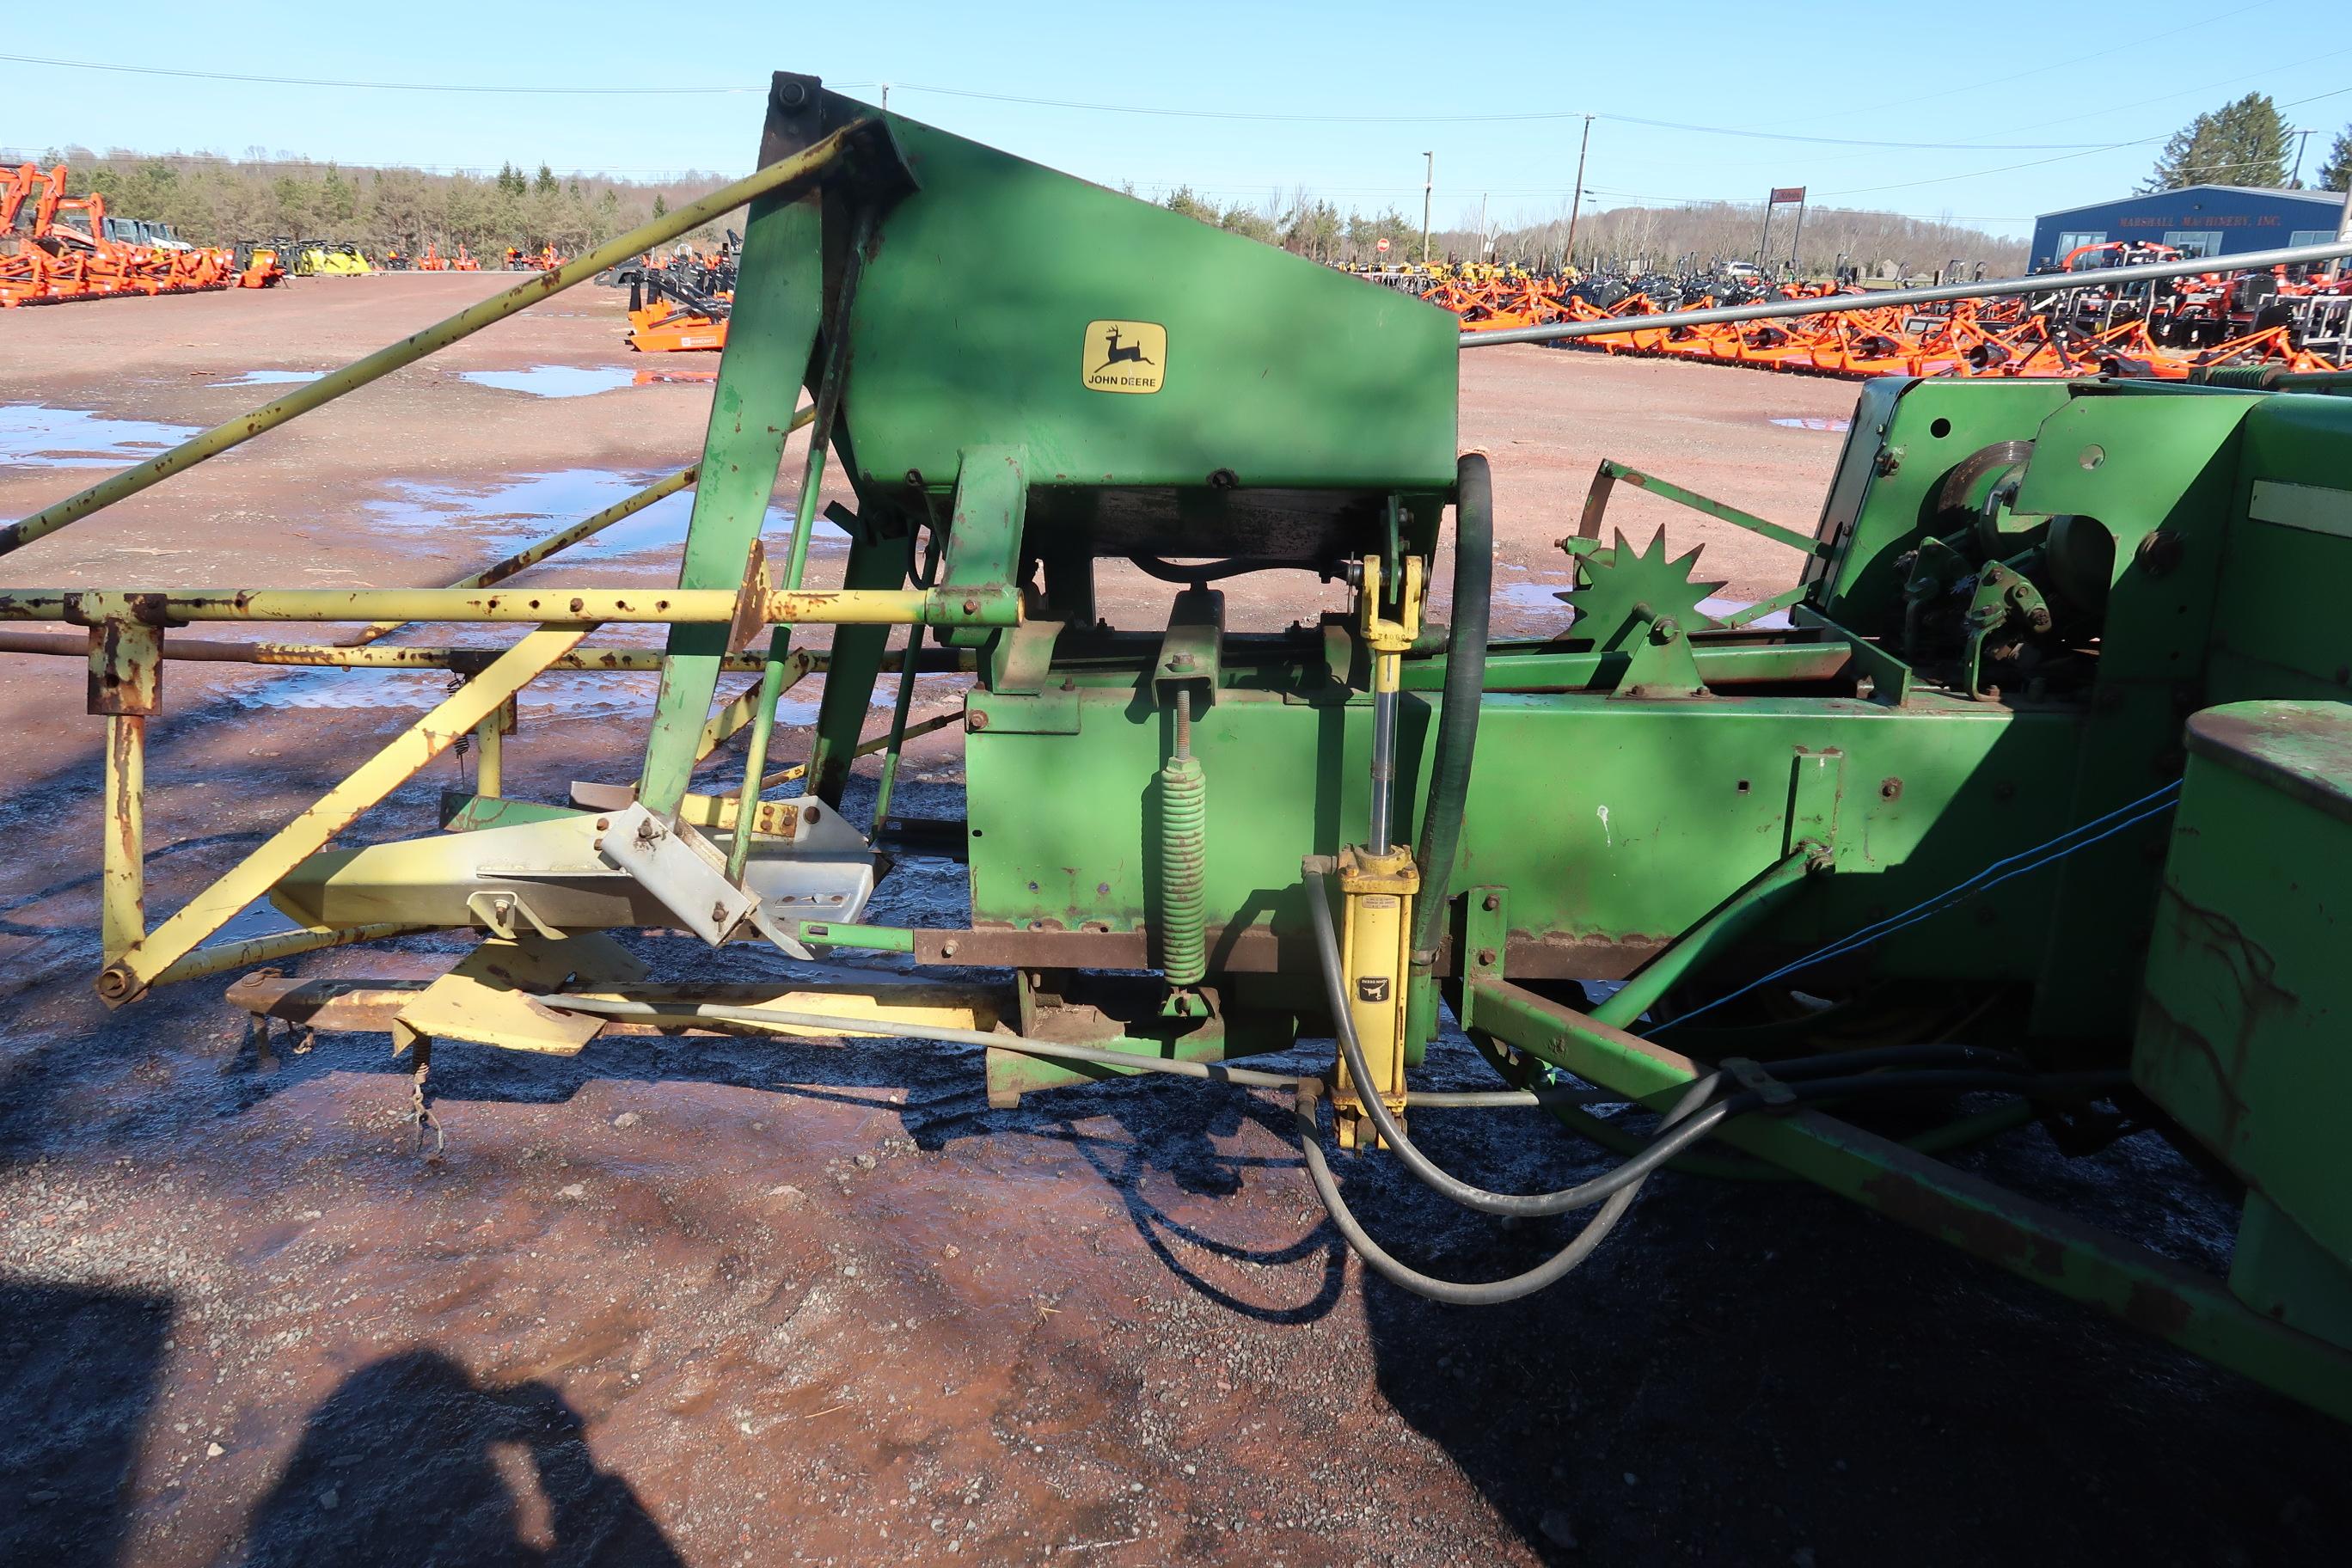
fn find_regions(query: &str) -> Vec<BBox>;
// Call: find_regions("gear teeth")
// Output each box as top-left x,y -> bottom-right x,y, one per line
1558,526 -> 1730,651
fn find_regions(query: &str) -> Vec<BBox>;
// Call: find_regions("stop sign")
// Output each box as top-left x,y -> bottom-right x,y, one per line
1375,237 -> 1391,254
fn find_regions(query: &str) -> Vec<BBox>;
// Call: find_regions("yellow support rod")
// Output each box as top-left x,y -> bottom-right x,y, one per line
0,629 -> 767,671
95,625 -> 591,1006
0,124 -> 885,560
101,714 -> 144,961
153,922 -> 438,988
3,585 -> 1019,628
696,656 -> 814,763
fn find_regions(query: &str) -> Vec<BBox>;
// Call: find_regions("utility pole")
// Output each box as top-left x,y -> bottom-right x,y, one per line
2288,126 -> 2314,187
1478,192 -> 1488,258
880,83 -> 891,111
1421,152 -> 1433,265
1564,113 -> 1593,274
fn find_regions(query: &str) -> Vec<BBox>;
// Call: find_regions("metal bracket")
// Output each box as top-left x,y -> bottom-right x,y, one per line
1787,747 -> 1846,864
1153,587 -> 1225,712
593,805 -> 759,947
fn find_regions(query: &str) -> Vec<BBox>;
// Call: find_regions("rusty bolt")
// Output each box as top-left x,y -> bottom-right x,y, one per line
961,597 -> 980,616
712,901 -> 730,925
1476,947 -> 1498,968
966,711 -> 989,732
804,803 -> 821,823
1482,892 -> 1500,912
95,968 -> 131,1000
1879,777 -> 1903,801
595,817 -> 610,830
941,940 -> 959,959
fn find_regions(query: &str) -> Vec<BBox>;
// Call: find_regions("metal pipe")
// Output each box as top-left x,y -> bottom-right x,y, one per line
0,585 -> 1020,627
542,995 -> 1313,1090
154,922 -> 436,987
0,632 -> 968,674
345,458 -> 732,646
0,124 -> 884,559
868,622 -> 927,834
1461,239 -> 2352,348
1591,848 -> 1816,1029
1368,684 -> 1397,856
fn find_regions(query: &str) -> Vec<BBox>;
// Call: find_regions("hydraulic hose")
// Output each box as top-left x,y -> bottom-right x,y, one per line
1411,452 -> 1492,971
1307,865 -> 1733,1216
1295,1072 -> 1719,1306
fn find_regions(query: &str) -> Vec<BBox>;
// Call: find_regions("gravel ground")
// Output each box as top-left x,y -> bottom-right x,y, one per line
2,274 -> 2347,1568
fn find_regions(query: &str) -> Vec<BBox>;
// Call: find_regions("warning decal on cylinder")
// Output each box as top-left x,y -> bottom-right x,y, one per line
1081,320 -> 1166,395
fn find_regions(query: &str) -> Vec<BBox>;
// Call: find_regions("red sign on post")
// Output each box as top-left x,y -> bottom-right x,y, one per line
1770,187 -> 1807,205
1375,236 -> 1391,254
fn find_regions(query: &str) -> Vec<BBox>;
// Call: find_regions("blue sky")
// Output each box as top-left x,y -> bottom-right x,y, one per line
3,1 -> 2349,241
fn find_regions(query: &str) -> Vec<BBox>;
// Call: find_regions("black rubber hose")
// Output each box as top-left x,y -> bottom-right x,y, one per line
1306,867 -> 1733,1216
1294,1073 -> 1721,1306
1411,452 -> 1492,968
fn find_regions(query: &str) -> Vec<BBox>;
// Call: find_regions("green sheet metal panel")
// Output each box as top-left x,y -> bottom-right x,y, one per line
2208,393 -> 2352,702
965,686 -> 2081,979
837,108 -> 1459,498
2136,700 -> 2352,1265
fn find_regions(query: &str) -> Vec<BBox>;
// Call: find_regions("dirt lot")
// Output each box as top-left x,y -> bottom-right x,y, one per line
3,276 -> 2345,1568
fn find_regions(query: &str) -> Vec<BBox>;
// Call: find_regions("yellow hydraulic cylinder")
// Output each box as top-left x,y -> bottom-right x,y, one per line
1334,839 -> 1418,1150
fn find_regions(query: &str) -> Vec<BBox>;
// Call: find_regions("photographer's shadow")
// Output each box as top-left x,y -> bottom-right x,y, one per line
241,1350 -> 680,1567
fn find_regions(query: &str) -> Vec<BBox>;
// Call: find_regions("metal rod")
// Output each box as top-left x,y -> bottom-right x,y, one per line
0,631 -> 966,674
1590,848 -> 1815,1029
1369,684 -> 1396,856
156,922 -> 436,988
0,585 -> 1020,627
0,125 -> 882,559
345,458 -> 738,646
869,622 -> 926,834
1461,239 -> 2352,348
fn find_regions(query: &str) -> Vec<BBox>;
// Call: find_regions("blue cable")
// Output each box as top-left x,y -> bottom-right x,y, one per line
1652,781 -> 2182,1034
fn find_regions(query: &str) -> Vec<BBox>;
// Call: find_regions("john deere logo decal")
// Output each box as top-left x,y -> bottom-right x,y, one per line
1082,320 -> 1166,394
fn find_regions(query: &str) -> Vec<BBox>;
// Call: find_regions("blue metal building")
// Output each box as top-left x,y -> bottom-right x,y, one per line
2030,186 -> 2348,268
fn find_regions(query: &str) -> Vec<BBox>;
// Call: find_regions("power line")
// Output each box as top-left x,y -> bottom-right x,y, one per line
3,51 -> 2126,150
0,49 -> 786,95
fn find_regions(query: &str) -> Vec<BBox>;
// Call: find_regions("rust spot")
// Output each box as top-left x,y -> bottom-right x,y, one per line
1859,1170 -> 2070,1281
2121,1279 -> 2196,1338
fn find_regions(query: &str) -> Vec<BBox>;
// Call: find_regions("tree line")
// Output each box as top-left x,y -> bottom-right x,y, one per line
1150,181 -> 2025,279
10,147 -> 730,255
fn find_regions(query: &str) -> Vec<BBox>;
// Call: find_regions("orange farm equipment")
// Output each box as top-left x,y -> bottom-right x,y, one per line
1,164 -> 236,308
1422,260 -> 2349,382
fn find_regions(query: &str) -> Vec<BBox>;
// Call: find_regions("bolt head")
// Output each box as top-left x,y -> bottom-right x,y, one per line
966,711 -> 989,732
1482,893 -> 1500,912
1476,947 -> 1498,968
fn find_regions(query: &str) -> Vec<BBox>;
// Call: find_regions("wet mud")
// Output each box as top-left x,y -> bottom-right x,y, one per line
1,279 -> 2346,1567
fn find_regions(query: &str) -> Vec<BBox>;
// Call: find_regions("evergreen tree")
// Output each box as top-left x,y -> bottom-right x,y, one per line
2144,94 -> 2288,191
2321,124 -> 2352,193
535,162 -> 558,196
651,193 -> 667,219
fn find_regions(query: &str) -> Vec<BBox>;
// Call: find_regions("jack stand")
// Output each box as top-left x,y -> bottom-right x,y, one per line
1333,550 -> 1424,1150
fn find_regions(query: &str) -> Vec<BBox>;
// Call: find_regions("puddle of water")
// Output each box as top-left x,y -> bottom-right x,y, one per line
460,365 -> 640,399
1769,416 -> 1850,432
1489,578 -> 1790,629
212,371 -> 324,388
362,470 -> 849,561
218,664 -> 973,724
0,403 -> 198,469
1697,594 -> 1792,630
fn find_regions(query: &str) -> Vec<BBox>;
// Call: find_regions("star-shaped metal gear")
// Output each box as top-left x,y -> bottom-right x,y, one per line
1556,528 -> 1727,652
